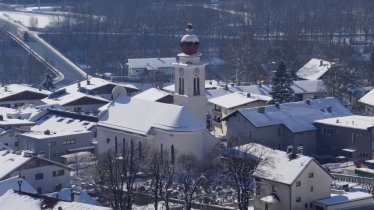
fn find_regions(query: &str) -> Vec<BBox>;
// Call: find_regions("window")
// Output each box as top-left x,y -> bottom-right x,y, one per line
278,127 -> 282,136
48,141 -> 56,147
271,185 -> 276,192
296,181 -> 301,187
296,197 -> 301,202
193,78 -> 197,96
310,203 -> 314,208
14,141 -> 18,147
63,139 -> 76,145
57,118 -> 64,122
305,203 -> 308,208
309,172 -> 314,178
53,170 -> 65,177
37,187 -> 42,194
35,173 -> 44,180
265,204 -> 269,210
197,77 -> 200,95
310,186 -> 314,192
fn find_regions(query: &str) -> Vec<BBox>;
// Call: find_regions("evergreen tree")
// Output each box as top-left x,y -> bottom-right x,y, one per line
270,61 -> 294,103
41,73 -> 55,90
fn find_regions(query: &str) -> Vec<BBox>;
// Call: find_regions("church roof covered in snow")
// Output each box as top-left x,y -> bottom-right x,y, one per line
223,98 -> 352,133
133,88 -> 172,102
97,96 -> 204,135
296,58 -> 333,80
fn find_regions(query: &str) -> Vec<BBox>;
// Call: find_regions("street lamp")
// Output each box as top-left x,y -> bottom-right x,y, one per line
17,176 -> 23,192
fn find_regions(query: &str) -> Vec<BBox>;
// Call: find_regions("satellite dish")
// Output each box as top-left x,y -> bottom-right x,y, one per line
112,86 -> 127,100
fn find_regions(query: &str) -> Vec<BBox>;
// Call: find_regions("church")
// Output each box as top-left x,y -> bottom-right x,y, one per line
96,24 -> 217,159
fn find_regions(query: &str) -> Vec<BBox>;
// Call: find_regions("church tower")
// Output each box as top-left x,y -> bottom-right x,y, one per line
174,23 -> 207,123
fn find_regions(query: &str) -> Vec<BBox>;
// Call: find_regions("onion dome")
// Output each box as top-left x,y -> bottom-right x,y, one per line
180,23 -> 199,55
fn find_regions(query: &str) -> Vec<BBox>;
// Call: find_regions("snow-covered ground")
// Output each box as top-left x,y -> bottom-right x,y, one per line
0,11 -> 66,29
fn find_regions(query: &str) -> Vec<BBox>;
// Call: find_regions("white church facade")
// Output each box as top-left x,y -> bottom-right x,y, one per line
96,24 -> 217,159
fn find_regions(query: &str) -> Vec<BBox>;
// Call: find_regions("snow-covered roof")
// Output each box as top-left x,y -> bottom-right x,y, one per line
42,91 -> 109,106
0,107 -> 35,127
21,114 -> 95,139
46,188 -> 99,206
98,96 -> 204,135
205,80 -> 326,101
181,34 -> 199,43
64,77 -> 138,93
225,98 -> 352,133
0,190 -> 112,210
314,115 -> 374,130
359,88 -> 374,107
315,192 -> 373,205
127,57 -> 176,70
133,88 -> 172,102
0,176 -> 36,196
208,92 -> 272,109
296,58 -> 333,80
234,143 -> 325,185
0,84 -> 50,101
0,150 -> 32,179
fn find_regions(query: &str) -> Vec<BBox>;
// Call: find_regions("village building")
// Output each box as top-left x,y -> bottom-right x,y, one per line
223,98 -> 352,154
235,143 -> 333,210
358,88 -> 374,116
296,58 -> 334,81
127,57 -> 176,83
314,115 -> 374,160
18,110 -> 96,162
0,84 -> 51,108
0,150 -> 72,194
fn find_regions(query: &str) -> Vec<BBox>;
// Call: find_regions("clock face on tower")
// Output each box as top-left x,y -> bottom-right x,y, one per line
178,68 -> 184,76
193,67 -> 200,76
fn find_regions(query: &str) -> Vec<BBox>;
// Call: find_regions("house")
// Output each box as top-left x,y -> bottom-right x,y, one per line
223,98 -> 352,154
41,88 -> 109,115
96,96 -> 217,159
234,143 -> 332,210
63,77 -> 139,100
0,150 -> 72,194
0,190 -> 111,210
18,111 -> 97,162
314,115 -> 374,160
127,57 -> 176,82
133,87 -> 173,104
296,58 -> 334,80
313,191 -> 374,210
208,92 -> 272,134
46,188 -> 101,206
0,84 -> 51,108
358,88 -> 374,115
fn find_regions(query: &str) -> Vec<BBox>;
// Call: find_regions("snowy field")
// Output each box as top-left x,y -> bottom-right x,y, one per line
0,11 -> 65,29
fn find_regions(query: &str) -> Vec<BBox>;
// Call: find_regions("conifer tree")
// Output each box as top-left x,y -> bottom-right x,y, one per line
270,61 -> 294,103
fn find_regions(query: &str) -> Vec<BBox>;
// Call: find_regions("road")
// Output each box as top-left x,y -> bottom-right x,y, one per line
0,3 -> 86,87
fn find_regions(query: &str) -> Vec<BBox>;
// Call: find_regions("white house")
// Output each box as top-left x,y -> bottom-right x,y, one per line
296,58 -> 334,81
96,96 -> 217,159
235,143 -> 333,210
0,84 -> 51,108
18,112 -> 96,162
223,98 -> 352,154
127,57 -> 176,82
0,150 -> 72,194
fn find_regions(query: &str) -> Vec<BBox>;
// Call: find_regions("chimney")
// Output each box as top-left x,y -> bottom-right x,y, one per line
70,190 -> 80,202
44,130 -> 51,135
246,93 -> 251,98
326,106 -> 332,113
286,145 -> 293,154
258,107 -> 265,113
258,81 -> 262,87
0,115 -> 3,121
224,84 -> 228,90
4,86 -> 7,91
275,102 -> 280,109
86,80 -> 90,85
297,146 -> 303,154
306,99 -> 311,105
320,59 -> 323,67
336,119 -> 340,123
231,83 -> 234,87
77,82 -> 81,88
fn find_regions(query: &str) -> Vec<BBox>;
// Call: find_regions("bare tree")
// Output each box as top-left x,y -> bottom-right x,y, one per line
90,138 -> 146,210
